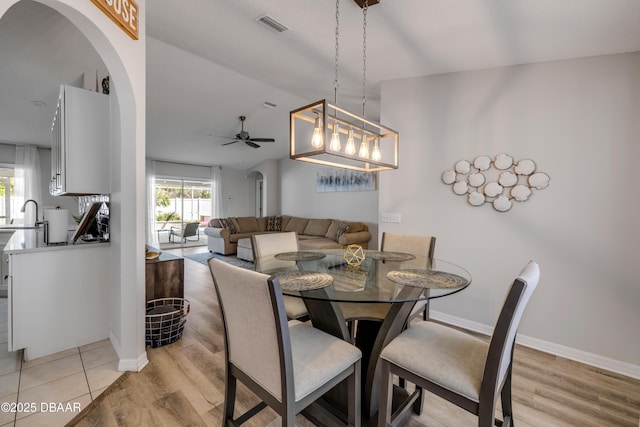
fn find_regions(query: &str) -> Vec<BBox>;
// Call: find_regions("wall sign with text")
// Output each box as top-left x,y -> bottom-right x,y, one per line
91,0 -> 139,40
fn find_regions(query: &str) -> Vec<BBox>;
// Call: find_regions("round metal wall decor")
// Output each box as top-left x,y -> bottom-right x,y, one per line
441,153 -> 550,212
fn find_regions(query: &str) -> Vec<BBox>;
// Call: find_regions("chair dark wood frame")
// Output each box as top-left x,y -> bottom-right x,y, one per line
380,232 -> 436,322
251,232 -> 310,322
379,275 -> 533,427
209,259 -> 362,427
344,233 -> 437,342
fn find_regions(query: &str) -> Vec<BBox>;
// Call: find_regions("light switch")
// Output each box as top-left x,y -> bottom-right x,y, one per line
381,213 -> 401,223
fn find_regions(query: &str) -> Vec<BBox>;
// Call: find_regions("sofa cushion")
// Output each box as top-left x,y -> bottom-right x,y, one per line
280,215 -> 292,231
256,217 -> 267,231
297,235 -> 320,241
265,215 -> 283,231
303,218 -> 331,237
284,217 -> 308,235
335,223 -> 351,241
346,221 -> 366,233
209,218 -> 222,228
236,216 -> 260,233
218,218 -> 237,234
299,237 -> 343,250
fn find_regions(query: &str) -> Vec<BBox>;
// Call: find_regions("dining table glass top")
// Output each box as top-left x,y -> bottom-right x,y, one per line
253,249 -> 471,304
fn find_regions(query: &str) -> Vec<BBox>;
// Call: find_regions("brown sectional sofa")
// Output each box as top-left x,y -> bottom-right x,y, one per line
204,215 -> 372,257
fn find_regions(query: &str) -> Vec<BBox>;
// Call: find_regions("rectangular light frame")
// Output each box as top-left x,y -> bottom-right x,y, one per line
290,99 -> 399,172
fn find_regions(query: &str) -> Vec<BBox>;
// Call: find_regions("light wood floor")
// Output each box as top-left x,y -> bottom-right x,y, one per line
70,246 -> 640,427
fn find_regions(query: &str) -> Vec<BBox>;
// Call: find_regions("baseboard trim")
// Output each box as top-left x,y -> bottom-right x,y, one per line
430,310 -> 640,381
109,332 -> 149,372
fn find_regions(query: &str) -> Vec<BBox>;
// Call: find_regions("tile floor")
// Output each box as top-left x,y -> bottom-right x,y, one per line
0,299 -> 122,426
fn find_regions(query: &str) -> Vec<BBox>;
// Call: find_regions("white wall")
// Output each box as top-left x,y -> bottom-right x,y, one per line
221,167 -> 255,217
280,158 -> 379,248
248,159 -> 280,216
379,52 -> 640,375
1,0 -> 148,371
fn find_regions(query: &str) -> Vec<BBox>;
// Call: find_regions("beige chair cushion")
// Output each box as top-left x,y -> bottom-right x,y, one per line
288,320 -> 362,402
340,302 -> 390,322
382,233 -> 434,257
252,232 -> 299,258
382,233 -> 435,319
209,260 -> 284,400
283,296 -> 308,319
381,321 -> 488,402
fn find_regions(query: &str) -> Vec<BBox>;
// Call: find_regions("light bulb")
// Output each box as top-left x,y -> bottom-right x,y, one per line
359,137 -> 369,158
329,123 -> 341,151
311,115 -> 323,149
371,138 -> 381,161
345,128 -> 356,155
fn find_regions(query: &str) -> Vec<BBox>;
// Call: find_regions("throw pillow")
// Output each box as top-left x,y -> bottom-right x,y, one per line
325,220 -> 340,239
219,217 -> 237,234
265,215 -> 283,231
334,223 -> 351,241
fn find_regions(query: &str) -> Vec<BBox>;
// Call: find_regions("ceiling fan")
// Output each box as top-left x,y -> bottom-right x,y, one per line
221,116 -> 275,148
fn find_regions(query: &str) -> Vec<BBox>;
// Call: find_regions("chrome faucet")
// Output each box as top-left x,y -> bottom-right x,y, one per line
20,199 -> 42,228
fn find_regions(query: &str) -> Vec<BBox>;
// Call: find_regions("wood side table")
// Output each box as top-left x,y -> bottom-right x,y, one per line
145,249 -> 184,301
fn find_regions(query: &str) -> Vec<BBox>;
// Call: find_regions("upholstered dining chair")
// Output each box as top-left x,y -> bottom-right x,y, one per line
378,261 -> 540,427
209,259 -> 362,427
251,232 -> 308,321
380,232 -> 436,322
341,232 -> 436,342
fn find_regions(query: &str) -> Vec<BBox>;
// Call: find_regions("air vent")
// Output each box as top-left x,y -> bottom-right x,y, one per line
255,14 -> 289,33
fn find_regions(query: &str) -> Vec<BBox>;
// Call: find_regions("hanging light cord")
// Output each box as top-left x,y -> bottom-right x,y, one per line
362,0 -> 368,119
334,0 -> 340,106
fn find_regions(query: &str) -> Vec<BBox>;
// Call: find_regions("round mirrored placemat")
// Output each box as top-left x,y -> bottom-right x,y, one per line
366,251 -> 416,261
273,270 -> 334,291
274,251 -> 326,261
387,269 -> 469,289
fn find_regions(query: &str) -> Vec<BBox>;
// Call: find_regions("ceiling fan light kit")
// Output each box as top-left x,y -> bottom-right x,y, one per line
289,0 -> 399,172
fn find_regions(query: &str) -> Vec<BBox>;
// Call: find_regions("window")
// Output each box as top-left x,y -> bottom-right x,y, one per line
154,177 -> 212,246
0,167 -> 16,225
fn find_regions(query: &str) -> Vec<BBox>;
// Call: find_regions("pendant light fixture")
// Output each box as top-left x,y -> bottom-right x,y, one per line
290,0 -> 398,172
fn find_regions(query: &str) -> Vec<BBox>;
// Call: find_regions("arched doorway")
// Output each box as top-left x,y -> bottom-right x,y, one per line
0,0 -> 147,370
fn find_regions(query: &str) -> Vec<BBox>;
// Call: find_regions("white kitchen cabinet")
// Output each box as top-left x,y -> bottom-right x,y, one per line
50,84 -> 110,196
7,243 -> 111,360
0,231 -> 12,296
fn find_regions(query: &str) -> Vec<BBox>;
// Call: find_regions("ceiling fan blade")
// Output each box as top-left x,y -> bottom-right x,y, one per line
248,138 -> 275,142
222,140 -> 240,146
245,141 -> 261,149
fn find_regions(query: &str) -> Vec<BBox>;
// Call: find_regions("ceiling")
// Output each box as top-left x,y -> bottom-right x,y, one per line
2,0 -> 640,170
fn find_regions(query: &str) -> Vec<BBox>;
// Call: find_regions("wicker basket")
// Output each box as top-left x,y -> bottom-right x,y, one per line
145,298 -> 190,348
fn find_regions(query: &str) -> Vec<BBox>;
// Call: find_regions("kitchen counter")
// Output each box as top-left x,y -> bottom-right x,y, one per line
0,225 -> 35,230
6,230 -> 112,360
3,228 -> 109,254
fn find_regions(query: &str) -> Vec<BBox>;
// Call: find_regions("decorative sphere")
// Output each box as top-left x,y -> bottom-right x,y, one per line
343,244 -> 365,267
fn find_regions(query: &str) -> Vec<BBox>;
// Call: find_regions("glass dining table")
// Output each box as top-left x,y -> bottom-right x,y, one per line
253,248 -> 471,422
